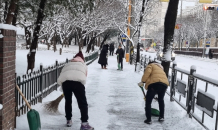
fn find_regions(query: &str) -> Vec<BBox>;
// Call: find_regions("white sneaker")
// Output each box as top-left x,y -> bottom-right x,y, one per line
66,120 -> 72,127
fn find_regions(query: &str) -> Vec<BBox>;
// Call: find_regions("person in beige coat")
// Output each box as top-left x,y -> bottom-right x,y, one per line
138,61 -> 169,124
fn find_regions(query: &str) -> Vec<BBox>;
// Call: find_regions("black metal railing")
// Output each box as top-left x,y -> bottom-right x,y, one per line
168,63 -> 218,130
131,53 -> 218,130
15,51 -> 98,117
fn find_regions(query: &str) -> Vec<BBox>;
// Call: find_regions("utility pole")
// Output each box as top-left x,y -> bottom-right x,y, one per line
179,0 -> 183,51
202,10 -> 208,58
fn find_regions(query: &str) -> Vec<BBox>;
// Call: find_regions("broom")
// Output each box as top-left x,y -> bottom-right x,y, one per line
43,93 -> 64,113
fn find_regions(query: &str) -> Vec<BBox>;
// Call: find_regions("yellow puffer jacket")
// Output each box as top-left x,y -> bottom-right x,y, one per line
141,63 -> 169,90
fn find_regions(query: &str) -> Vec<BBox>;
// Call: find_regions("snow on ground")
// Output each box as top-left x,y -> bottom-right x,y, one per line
16,55 -> 204,130
16,44 -> 98,76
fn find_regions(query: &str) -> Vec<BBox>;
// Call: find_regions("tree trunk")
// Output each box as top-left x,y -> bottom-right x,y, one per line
161,0 -> 179,77
86,36 -> 96,53
12,3 -> 19,26
27,0 -> 47,74
83,36 -> 87,46
216,38 -> 218,47
4,1 -> 9,23
100,34 -> 110,49
25,26 -> 31,49
97,37 -> 100,47
5,0 -> 16,24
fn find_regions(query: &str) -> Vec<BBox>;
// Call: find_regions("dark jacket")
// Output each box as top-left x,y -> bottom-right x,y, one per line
116,48 -> 124,60
209,49 -> 213,59
98,45 -> 108,65
110,44 -> 115,51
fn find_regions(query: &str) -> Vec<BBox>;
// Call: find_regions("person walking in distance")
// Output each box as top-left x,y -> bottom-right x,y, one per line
138,61 -> 169,124
98,44 -> 108,69
57,51 -> 94,130
115,45 -> 124,70
109,43 -> 115,56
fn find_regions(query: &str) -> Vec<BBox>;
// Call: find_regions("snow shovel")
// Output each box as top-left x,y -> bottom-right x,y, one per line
139,85 -> 160,117
16,85 -> 41,130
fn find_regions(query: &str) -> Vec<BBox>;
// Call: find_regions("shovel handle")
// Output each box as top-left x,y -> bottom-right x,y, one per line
16,85 -> 31,109
140,86 -> 146,99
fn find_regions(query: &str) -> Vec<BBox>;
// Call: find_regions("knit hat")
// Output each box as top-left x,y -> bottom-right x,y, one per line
74,51 -> 84,61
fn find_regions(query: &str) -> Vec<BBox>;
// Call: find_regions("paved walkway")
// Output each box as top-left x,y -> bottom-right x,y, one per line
16,55 -> 204,130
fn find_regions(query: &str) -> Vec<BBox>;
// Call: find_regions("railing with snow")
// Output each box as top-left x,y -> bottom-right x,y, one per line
168,63 -> 218,130
15,51 -> 98,117
130,52 -> 156,71
131,52 -> 218,130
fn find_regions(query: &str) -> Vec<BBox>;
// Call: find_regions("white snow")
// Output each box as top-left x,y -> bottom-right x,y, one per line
173,61 -> 177,65
0,24 -> 17,31
17,27 -> 25,35
0,104 -> 3,110
0,34 -> 3,38
164,49 -> 171,61
15,53 -> 204,130
175,66 -> 190,74
191,65 -> 196,70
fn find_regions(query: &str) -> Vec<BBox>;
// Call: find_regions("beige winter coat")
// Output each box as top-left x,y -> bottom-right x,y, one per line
141,63 -> 169,90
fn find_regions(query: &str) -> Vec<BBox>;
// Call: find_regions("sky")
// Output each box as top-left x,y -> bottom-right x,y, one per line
178,1 -> 196,15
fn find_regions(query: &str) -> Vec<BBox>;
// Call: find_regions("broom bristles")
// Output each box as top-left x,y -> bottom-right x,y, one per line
44,94 -> 64,113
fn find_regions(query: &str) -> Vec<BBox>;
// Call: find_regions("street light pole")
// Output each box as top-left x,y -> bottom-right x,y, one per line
179,0 -> 183,51
202,10 -> 208,58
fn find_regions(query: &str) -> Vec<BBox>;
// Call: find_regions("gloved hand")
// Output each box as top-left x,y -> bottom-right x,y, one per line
138,82 -> 144,87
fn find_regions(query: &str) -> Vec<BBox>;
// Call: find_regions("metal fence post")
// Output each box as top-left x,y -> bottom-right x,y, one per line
215,102 -> 218,130
56,60 -> 58,90
39,65 -> 43,103
170,62 -> 177,101
187,65 -> 196,117
144,55 -> 147,69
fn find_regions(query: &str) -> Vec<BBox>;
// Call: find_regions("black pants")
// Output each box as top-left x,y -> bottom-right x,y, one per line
118,58 -> 123,69
146,83 -> 167,121
101,64 -> 106,68
110,51 -> 114,56
62,81 -> 88,122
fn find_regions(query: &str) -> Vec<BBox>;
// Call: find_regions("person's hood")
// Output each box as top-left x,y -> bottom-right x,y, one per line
151,63 -> 163,70
71,56 -> 85,63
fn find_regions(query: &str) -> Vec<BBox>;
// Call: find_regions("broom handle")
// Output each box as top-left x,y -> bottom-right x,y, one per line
16,85 -> 31,109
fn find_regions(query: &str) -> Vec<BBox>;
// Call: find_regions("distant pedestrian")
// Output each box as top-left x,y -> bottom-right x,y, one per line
109,43 -> 115,56
138,61 -> 169,124
209,49 -> 213,59
115,45 -> 124,70
57,51 -> 94,130
98,44 -> 108,69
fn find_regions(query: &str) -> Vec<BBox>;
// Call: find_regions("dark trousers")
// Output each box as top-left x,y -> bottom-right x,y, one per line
62,81 -> 88,122
101,64 -> 106,68
118,58 -> 123,69
110,51 -> 114,56
146,83 -> 167,121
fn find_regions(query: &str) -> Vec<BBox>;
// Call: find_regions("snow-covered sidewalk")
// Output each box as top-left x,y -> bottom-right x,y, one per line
16,55 -> 204,130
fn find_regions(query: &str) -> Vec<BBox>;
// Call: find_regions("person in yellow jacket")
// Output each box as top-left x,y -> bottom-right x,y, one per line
138,61 -> 169,124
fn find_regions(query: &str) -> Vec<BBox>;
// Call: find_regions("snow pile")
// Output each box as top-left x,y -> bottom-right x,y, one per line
0,104 -> 3,110
0,24 -> 17,31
